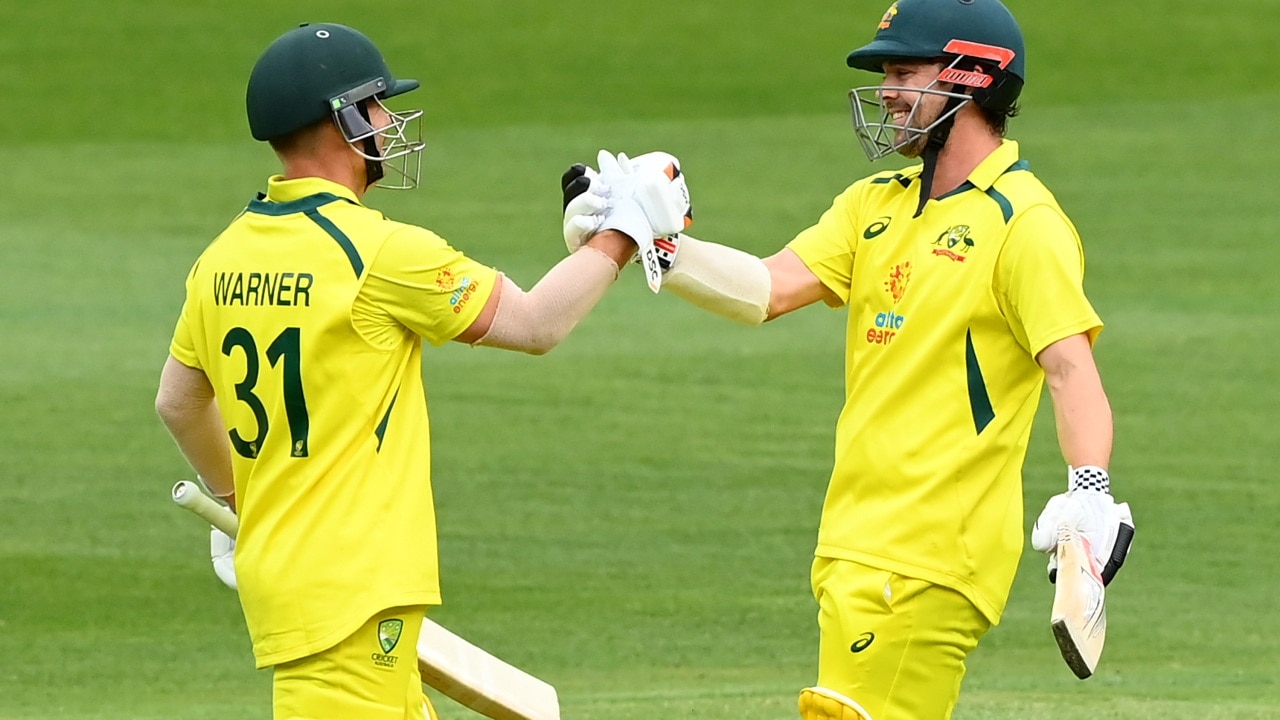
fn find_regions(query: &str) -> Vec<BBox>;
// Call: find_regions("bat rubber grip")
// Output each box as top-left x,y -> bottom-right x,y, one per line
172,480 -> 240,538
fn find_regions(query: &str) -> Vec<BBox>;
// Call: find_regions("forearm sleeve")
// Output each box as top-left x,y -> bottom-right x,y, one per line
473,246 -> 619,354
663,234 -> 771,326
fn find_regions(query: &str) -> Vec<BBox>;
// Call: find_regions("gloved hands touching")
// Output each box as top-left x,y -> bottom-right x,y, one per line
1031,466 -> 1135,585
561,149 -> 692,292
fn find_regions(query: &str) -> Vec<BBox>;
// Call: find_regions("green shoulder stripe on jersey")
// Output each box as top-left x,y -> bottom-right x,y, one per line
245,192 -> 365,277
965,330 -> 995,434
374,391 -> 398,451
870,173 -> 912,187
935,159 -> 1027,221
982,159 -> 1028,223
304,208 -> 364,278
983,187 -> 1014,223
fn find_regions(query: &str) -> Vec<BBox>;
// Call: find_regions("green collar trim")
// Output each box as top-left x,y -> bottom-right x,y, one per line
246,192 -> 353,217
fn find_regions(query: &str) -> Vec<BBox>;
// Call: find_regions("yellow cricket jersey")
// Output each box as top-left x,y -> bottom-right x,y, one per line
169,176 -> 497,666
787,141 -> 1101,623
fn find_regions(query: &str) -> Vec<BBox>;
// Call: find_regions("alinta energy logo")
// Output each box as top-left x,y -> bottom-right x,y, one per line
372,618 -> 404,668
450,276 -> 480,314
932,224 -> 975,263
869,261 -> 910,346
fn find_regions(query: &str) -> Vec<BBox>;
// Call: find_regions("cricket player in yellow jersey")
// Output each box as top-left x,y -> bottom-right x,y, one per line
564,0 -> 1136,717
154,23 -> 676,720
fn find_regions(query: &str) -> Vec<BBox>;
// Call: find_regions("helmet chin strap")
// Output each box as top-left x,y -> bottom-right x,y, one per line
913,93 -> 966,218
362,144 -> 384,188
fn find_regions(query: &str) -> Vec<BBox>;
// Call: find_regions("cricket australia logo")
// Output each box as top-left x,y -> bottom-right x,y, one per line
378,619 -> 404,653
932,225 -> 975,263
371,618 -> 403,668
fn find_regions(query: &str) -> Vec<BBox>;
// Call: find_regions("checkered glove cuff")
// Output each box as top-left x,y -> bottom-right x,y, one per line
1069,465 -> 1111,494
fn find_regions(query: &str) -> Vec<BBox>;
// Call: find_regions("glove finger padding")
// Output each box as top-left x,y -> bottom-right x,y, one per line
1033,491 -> 1135,586
1033,493 -> 1071,583
597,149 -> 629,180
561,163 -> 589,209
561,166 -> 608,253
563,190 -> 607,250
563,212 -> 602,254
1031,493 -> 1072,553
210,527 -> 237,590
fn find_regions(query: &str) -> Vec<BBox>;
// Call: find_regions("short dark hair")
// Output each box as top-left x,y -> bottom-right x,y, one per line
931,57 -> 1020,136
978,101 -> 1019,136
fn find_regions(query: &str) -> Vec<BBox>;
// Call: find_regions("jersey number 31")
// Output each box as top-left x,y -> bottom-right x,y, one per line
221,326 -> 310,459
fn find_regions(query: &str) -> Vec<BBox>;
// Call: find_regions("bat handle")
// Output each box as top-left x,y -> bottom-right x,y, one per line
172,480 -> 240,538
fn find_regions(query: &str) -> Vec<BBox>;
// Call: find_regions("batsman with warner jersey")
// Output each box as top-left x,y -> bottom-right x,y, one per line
565,0 -> 1137,717
153,22 -> 693,720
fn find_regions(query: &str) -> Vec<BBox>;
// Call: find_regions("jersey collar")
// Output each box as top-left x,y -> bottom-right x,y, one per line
262,175 -> 363,206
964,140 -> 1022,192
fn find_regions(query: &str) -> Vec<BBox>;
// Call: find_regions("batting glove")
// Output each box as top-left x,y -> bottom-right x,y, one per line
562,163 -> 608,253
1031,466 -> 1135,586
561,150 -> 692,291
599,150 -> 692,238
210,527 -> 237,590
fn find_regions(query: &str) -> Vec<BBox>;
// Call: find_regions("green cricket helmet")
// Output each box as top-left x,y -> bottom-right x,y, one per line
246,23 -> 426,188
846,0 -> 1025,161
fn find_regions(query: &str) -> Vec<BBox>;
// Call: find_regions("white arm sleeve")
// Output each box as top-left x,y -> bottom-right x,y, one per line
473,246 -> 619,355
663,234 -> 772,326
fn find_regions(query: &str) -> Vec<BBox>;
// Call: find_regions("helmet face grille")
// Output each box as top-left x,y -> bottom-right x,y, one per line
848,57 -> 974,162
341,98 -> 426,190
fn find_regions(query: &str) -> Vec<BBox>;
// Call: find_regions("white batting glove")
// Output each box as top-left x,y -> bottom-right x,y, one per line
609,150 -> 693,238
561,150 -> 693,292
561,163 -> 607,253
597,150 -> 666,292
1031,466 -> 1135,586
210,527 -> 237,590
623,151 -> 688,278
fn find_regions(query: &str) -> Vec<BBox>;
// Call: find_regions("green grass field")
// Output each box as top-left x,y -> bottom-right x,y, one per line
2,1 -> 1278,718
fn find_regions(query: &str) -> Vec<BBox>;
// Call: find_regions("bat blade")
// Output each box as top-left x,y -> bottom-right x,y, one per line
1050,525 -> 1107,679
417,619 -> 560,720
170,480 -> 560,719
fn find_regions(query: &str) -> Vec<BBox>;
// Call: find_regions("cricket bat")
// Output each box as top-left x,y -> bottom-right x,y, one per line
1050,524 -> 1107,679
171,480 -> 561,720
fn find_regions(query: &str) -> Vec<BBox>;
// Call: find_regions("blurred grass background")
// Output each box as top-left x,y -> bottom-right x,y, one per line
0,1 -> 1277,718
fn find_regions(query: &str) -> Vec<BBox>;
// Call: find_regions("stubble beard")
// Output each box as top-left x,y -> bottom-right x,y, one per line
892,96 -> 942,159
